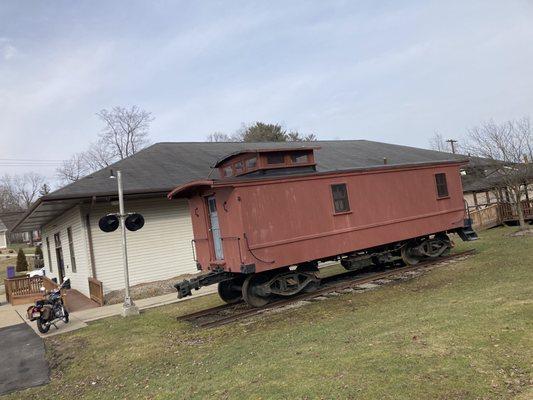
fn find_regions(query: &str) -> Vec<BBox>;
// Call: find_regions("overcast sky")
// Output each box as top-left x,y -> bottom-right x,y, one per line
1,0 -> 532,181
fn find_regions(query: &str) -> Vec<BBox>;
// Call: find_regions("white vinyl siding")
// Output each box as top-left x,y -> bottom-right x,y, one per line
0,231 -> 7,249
42,206 -> 91,295
89,198 -> 195,294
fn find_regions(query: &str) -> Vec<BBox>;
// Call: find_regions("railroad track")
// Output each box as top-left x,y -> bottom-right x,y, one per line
176,250 -> 475,329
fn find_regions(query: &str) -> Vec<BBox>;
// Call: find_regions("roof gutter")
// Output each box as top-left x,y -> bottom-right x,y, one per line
11,189 -> 173,232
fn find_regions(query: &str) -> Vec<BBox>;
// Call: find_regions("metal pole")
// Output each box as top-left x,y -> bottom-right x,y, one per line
116,170 -> 139,316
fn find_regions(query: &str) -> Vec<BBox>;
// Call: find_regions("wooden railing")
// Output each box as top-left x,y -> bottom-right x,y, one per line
4,275 -> 62,306
88,277 -> 105,306
469,204 -> 501,230
4,276 -> 45,305
498,200 -> 533,221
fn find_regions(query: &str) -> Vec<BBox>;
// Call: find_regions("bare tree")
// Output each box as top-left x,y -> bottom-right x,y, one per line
57,153 -> 90,185
83,140 -> 115,171
206,132 -> 233,142
0,176 -> 22,212
467,117 -> 533,230
96,106 -> 153,159
57,105 -> 153,184
1,173 -> 47,209
15,173 -> 46,208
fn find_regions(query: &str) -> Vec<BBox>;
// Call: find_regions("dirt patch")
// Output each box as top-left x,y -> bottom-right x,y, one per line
506,229 -> 533,237
104,274 -> 195,305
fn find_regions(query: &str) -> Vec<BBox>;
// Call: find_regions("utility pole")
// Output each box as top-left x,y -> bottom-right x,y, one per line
446,139 -> 458,154
111,170 -> 139,317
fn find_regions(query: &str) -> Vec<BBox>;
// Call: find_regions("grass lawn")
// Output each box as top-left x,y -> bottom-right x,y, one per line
6,243 -> 36,254
8,227 -> 533,400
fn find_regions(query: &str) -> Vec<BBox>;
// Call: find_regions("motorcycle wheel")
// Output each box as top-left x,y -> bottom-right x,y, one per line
37,318 -> 50,334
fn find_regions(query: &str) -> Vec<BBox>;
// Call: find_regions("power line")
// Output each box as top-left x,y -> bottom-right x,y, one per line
0,158 -> 66,161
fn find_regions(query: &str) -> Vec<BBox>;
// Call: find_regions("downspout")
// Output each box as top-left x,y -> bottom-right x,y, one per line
83,196 -> 98,279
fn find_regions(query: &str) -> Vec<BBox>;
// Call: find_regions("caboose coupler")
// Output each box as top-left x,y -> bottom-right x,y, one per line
174,269 -> 234,299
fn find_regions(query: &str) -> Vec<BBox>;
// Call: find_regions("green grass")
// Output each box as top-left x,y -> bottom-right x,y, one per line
7,227 -> 533,400
7,243 -> 36,254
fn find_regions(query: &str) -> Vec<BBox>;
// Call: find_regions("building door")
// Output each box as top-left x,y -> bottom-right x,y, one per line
207,196 -> 224,260
53,232 -> 65,283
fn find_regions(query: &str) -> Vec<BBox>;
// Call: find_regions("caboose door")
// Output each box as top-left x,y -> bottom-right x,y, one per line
207,196 -> 224,260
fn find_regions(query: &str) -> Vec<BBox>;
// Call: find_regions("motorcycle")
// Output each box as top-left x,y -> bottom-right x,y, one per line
27,278 -> 71,334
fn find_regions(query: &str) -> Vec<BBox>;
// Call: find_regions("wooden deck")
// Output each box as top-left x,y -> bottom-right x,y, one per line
64,289 -> 100,312
469,200 -> 533,230
4,276 -> 101,312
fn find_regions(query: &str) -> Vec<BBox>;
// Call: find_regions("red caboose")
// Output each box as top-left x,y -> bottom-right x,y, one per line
169,146 -> 477,307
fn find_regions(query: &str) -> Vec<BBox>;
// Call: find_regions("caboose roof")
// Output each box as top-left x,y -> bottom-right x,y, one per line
168,159 -> 467,198
14,140 -> 469,231
213,146 -> 320,167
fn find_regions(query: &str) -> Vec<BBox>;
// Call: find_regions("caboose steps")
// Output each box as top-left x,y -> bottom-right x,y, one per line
456,227 -> 479,241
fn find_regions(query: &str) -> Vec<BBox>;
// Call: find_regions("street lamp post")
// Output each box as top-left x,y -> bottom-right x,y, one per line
111,169 -> 139,317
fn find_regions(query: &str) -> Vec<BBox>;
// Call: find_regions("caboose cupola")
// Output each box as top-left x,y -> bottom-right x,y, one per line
215,147 -> 319,178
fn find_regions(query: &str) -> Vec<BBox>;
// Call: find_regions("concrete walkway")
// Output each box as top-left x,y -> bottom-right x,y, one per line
2,286 -> 217,338
74,286 -> 217,322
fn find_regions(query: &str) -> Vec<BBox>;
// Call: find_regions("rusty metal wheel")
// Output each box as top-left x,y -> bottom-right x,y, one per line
242,274 -> 271,308
217,280 -> 242,304
401,243 -> 421,265
302,277 -> 321,293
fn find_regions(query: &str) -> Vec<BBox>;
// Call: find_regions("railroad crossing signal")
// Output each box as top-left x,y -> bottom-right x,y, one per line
98,213 -> 145,233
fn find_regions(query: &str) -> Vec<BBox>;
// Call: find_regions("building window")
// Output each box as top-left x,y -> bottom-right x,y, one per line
67,227 -> 77,273
266,153 -> 285,165
291,153 -> 308,164
245,157 -> 257,169
435,173 -> 449,198
331,184 -> 350,213
46,237 -> 53,272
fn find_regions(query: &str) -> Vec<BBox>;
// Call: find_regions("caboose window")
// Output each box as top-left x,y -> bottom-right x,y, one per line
266,153 -> 284,165
223,166 -> 233,177
234,161 -> 244,174
291,153 -> 308,164
245,157 -> 257,169
331,184 -> 350,213
435,173 -> 449,198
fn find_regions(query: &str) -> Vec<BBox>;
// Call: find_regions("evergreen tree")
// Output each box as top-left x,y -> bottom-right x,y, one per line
16,248 -> 29,272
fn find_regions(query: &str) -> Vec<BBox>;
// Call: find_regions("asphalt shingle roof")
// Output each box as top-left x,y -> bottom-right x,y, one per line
45,140 -> 466,200
13,140 -> 471,232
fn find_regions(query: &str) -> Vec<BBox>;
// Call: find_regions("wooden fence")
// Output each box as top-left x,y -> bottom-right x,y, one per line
498,200 -> 533,221
88,277 -> 105,306
469,204 -> 501,230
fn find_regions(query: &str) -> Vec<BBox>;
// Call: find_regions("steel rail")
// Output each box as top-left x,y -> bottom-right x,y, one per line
177,249 -> 475,328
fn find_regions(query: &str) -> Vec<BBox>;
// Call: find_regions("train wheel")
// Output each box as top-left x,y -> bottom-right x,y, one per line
217,280 -> 242,304
242,275 -> 271,308
302,277 -> 321,293
401,244 -> 421,265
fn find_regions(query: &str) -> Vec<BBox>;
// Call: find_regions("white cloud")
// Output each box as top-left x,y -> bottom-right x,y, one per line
0,38 -> 17,60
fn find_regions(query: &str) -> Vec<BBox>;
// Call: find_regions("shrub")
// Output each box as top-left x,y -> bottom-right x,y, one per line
16,248 -> 28,272
34,245 -> 43,260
